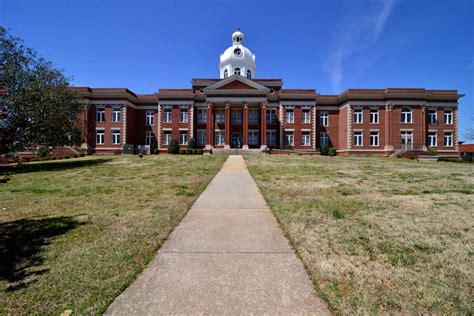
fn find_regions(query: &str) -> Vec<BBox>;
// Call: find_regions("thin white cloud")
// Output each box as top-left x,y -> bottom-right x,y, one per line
324,0 -> 395,93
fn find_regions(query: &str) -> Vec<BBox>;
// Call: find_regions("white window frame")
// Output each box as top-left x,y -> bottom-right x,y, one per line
146,111 -> 155,126
231,109 -> 242,124
223,69 -> 228,78
370,131 -> 379,147
428,132 -> 437,147
285,131 -> 294,146
197,130 -> 207,146
234,68 -> 241,75
215,109 -> 225,124
246,69 -> 252,79
164,108 -> 172,123
428,110 -> 437,125
369,109 -> 379,124
354,131 -> 363,146
96,130 -> 105,144
112,107 -> 121,122
354,109 -> 363,124
97,108 -> 105,122
112,130 -> 121,145
179,131 -> 188,145
248,109 -> 259,124
163,131 -> 172,145
302,109 -> 311,124
180,108 -> 189,123
266,108 -> 277,125
444,110 -> 453,125
320,112 -> 329,127
320,132 -> 328,146
285,109 -> 294,124
302,131 -> 311,146
248,130 -> 259,145
401,108 -> 412,123
145,131 -> 154,146
444,132 -> 453,147
266,130 -> 277,146
215,130 -> 225,145
401,131 -> 413,149
197,108 -> 207,124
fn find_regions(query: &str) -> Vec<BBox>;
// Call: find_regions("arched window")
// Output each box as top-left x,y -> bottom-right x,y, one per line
223,69 -> 228,78
247,69 -> 252,79
401,108 -> 412,123
234,68 -> 241,75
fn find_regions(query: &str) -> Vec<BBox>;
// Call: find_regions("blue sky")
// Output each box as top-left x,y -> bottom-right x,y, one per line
1,0 -> 472,140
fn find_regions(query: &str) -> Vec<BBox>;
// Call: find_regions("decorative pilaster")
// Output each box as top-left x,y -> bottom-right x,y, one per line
279,104 -> 284,148
454,106 -> 459,152
243,103 -> 249,150
347,106 -> 352,150
122,105 -> 127,145
312,105 -> 317,150
224,104 -> 231,149
260,103 -> 267,150
205,103 -> 213,150
157,104 -> 161,148
384,104 -> 394,151
189,105 -> 194,140
421,106 -> 427,151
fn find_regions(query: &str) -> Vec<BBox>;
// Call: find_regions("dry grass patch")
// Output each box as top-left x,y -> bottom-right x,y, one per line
245,156 -> 473,314
0,155 -> 226,314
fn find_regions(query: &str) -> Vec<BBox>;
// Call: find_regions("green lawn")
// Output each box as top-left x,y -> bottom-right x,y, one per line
245,156 -> 474,315
0,155 -> 226,314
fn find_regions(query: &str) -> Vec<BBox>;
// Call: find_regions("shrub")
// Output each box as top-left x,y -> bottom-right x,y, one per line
332,210 -> 345,219
328,147 -> 337,157
395,153 -> 402,158
427,147 -> 437,155
461,154 -> 472,163
52,156 -> 58,160
64,155 -> 71,159
438,157 -> 459,162
320,144 -> 329,156
153,148 -> 160,155
37,146 -> 50,158
79,153 -> 86,157
179,148 -> 187,155
196,149 -> 203,155
167,139 -> 180,154
73,153 -> 79,158
187,138 -> 197,149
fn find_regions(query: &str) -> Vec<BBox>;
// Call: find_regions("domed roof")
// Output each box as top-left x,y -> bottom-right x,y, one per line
220,44 -> 255,64
219,29 -> 256,79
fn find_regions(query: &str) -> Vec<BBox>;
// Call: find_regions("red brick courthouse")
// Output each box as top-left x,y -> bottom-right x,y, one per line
74,30 -> 462,156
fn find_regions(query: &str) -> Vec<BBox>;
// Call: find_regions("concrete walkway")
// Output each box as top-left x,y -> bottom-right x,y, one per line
106,155 -> 329,315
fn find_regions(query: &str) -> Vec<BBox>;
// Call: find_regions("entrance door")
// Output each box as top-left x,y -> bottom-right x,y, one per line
401,131 -> 413,150
231,132 -> 242,148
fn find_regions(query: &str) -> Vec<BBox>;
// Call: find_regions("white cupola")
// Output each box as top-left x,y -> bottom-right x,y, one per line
219,29 -> 256,79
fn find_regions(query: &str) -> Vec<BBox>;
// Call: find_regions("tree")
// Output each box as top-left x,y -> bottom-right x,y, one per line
187,137 -> 197,149
167,139 -> 180,154
466,116 -> 474,141
0,26 -> 83,154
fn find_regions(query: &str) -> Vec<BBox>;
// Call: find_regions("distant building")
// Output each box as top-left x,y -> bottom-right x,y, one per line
74,30 -> 463,156
460,144 -> 474,161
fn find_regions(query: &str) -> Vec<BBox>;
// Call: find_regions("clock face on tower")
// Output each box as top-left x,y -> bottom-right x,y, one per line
233,48 -> 242,56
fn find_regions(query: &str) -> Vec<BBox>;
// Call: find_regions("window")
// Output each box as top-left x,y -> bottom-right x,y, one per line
428,132 -> 437,147
285,109 -> 294,123
302,131 -> 311,146
354,109 -> 363,124
248,109 -> 259,124
428,110 -> 437,124
444,110 -> 453,124
370,131 -> 379,146
370,109 -> 379,124
320,112 -> 329,127
444,132 -> 453,147
145,131 -> 154,146
247,69 -> 252,79
231,109 -> 242,124
266,130 -> 277,146
163,131 -> 172,145
248,130 -> 259,146
302,109 -> 311,124
197,108 -> 207,124
112,108 -> 121,122
215,130 -> 225,145
320,132 -> 328,146
354,131 -> 363,146
180,108 -> 188,123
234,68 -> 241,75
164,108 -> 172,123
197,130 -> 207,146
223,69 -> 228,78
285,131 -> 294,146
146,111 -> 154,126
96,130 -> 104,144
112,130 -> 121,145
266,109 -> 277,124
179,131 -> 188,145
401,131 -> 413,149
97,108 -> 105,122
215,109 -> 225,124
401,108 -> 412,123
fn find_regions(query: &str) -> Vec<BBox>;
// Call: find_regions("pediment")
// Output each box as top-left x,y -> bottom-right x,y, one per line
203,75 -> 270,93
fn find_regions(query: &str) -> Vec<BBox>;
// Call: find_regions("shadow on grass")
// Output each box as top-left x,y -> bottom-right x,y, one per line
0,215 -> 84,289
0,158 -> 112,175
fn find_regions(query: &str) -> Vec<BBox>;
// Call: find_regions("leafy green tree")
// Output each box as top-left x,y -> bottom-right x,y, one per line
0,26 -> 83,153
167,139 -> 180,154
